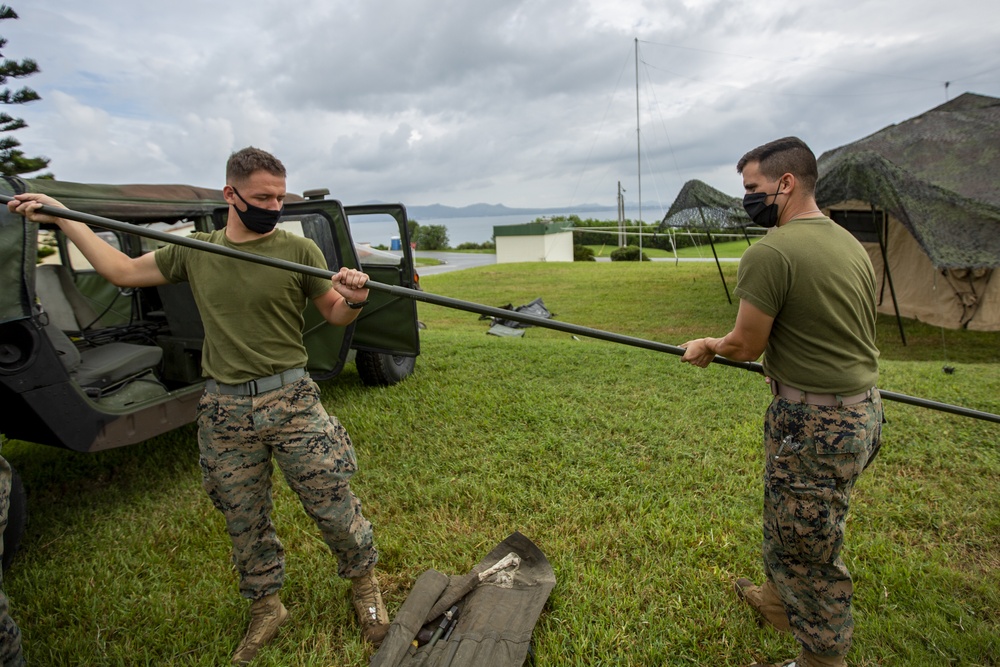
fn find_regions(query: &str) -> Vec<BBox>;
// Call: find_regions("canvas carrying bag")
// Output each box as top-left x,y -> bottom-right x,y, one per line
371,532 -> 555,667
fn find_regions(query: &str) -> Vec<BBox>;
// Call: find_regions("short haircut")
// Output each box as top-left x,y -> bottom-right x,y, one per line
226,146 -> 286,185
736,136 -> 818,194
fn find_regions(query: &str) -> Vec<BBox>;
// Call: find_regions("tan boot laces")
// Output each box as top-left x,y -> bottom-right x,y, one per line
351,571 -> 390,646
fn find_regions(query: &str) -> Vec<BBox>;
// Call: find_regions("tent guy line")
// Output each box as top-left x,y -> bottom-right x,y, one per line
4,194 -> 997,425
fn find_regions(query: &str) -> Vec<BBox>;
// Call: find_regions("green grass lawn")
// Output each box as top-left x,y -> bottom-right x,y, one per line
2,262 -> 998,666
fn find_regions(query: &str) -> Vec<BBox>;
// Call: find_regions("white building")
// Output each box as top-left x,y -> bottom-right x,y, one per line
494,221 -> 574,264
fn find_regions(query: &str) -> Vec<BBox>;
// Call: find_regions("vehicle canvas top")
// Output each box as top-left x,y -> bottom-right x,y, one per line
1,176 -> 232,324
9,176 -> 307,223
10,177 -> 229,223
0,176 -> 311,323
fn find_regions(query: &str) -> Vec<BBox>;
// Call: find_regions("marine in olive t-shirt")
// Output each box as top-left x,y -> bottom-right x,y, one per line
155,229 -> 332,385
733,216 -> 879,395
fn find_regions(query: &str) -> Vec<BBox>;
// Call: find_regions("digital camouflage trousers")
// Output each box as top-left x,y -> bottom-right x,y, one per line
762,391 -> 882,659
0,451 -> 24,667
197,377 -> 378,601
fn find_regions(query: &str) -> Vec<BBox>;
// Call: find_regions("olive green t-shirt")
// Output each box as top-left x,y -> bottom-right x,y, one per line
155,229 -> 332,384
733,217 -> 879,394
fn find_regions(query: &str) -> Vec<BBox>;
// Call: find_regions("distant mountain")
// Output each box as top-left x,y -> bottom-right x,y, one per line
399,202 -> 618,220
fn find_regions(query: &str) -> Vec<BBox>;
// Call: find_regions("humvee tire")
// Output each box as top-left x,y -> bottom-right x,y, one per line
356,351 -> 415,387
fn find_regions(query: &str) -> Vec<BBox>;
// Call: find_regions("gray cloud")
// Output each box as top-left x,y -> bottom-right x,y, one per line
7,0 -> 1000,213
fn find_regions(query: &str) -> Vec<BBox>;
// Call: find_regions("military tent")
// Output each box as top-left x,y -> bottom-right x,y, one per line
816,92 -> 1000,333
658,179 -> 752,303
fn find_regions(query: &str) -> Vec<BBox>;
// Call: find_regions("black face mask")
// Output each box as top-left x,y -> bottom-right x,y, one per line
232,188 -> 283,234
742,188 -> 783,228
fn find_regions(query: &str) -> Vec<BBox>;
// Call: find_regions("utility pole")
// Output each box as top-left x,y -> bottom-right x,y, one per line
617,181 -> 626,247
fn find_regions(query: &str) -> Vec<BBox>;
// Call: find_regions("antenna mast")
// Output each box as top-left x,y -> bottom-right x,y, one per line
635,38 -> 642,253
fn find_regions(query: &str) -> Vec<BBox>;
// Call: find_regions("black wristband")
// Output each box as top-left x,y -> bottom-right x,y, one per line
345,298 -> 369,310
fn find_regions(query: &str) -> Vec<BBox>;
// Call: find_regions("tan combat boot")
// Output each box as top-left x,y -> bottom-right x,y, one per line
735,578 -> 792,633
350,570 -> 390,646
232,592 -> 289,665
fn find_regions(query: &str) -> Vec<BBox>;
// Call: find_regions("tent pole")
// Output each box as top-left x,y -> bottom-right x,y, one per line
872,205 -> 906,346
7,195 -> 999,424
698,207 -> 731,304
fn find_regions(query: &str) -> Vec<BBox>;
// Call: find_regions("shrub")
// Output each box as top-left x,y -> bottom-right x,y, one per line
610,246 -> 649,262
574,244 -> 596,262
456,240 -> 495,250
414,224 -> 449,250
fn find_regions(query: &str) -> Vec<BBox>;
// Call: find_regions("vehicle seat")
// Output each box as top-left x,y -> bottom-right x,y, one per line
34,264 -> 164,391
42,322 -> 163,390
34,263 -> 103,331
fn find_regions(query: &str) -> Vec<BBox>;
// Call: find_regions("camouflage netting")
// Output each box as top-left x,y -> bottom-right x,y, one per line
658,179 -> 750,230
816,93 -> 1000,270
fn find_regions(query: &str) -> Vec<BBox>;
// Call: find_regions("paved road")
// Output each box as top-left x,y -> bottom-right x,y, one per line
413,251 -> 738,275
414,251 -> 497,275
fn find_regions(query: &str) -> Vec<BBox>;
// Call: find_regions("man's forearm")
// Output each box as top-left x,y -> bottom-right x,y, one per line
709,332 -> 761,362
55,218 -> 136,285
319,295 -> 364,327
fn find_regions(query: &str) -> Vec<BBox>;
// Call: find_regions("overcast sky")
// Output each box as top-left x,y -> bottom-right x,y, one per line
6,1 -> 999,215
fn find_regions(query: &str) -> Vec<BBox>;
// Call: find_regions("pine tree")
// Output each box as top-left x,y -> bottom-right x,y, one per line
0,5 -> 51,178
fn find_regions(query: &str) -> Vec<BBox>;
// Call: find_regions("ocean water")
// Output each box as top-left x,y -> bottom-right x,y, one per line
347,208 -> 649,247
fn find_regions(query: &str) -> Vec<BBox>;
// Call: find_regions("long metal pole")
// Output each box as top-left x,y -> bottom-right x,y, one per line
5,195 -> 998,425
698,207 -> 731,305
635,37 -> 642,255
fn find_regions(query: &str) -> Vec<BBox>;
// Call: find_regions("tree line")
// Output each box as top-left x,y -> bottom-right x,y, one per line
404,214 -> 751,252
0,4 -> 49,177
